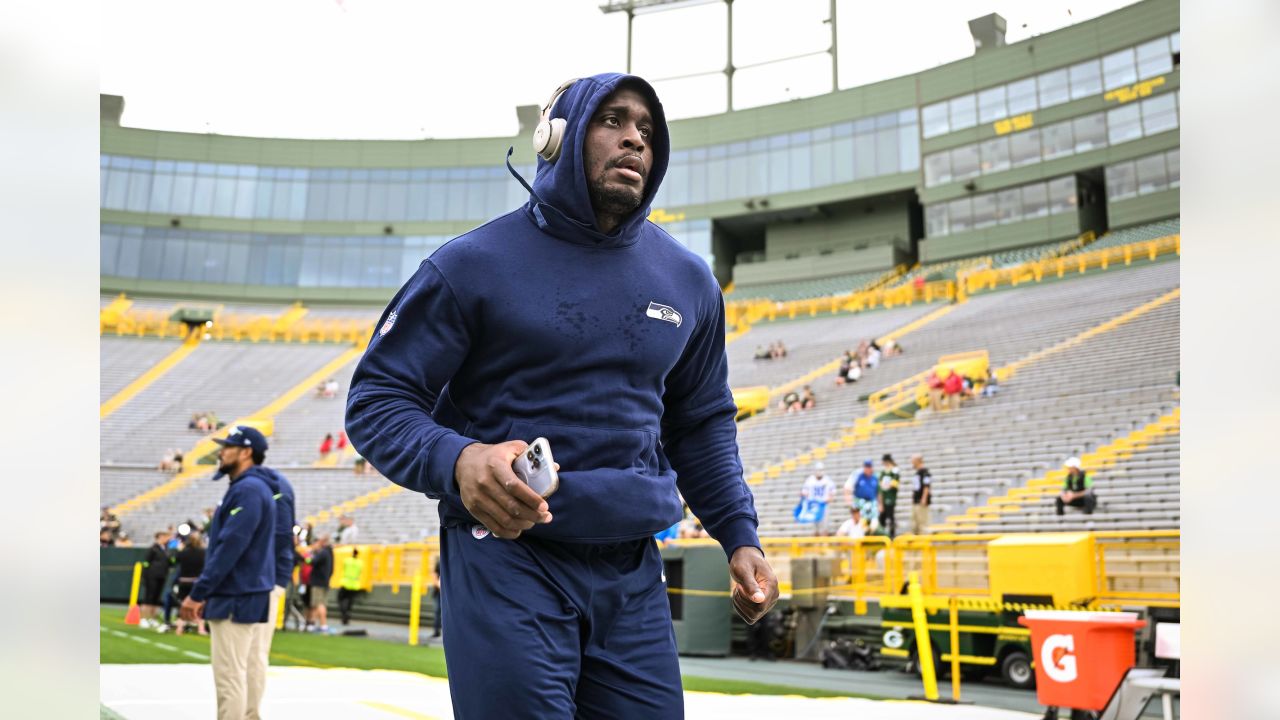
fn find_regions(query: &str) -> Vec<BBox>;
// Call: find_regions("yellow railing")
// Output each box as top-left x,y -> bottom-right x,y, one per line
705,530 -> 1177,608
958,234 -> 1180,296
725,279 -> 958,329
100,299 -> 375,345
343,530 -> 1178,609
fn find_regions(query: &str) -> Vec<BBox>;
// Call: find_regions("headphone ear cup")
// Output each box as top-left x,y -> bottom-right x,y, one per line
539,117 -> 567,163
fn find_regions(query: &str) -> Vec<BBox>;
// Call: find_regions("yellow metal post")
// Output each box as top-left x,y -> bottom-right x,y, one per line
408,569 -> 423,646
949,595 -> 961,701
908,571 -> 939,700
275,587 -> 287,630
123,561 -> 144,625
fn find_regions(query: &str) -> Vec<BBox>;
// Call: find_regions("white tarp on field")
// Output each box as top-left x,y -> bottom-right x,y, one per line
101,664 -> 1040,720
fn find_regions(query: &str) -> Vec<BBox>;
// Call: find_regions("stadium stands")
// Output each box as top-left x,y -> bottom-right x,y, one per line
101,255 -> 1179,545
1070,217 -> 1180,254
100,336 -> 182,403
100,342 -> 353,466
118,467 -> 389,541
740,260 -> 1179,536
725,269 -> 887,303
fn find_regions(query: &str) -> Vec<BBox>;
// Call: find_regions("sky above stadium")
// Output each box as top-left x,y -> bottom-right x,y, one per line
101,0 -> 1138,140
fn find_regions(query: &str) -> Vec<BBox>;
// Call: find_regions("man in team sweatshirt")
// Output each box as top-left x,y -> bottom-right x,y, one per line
346,73 -> 777,718
180,425 -> 277,720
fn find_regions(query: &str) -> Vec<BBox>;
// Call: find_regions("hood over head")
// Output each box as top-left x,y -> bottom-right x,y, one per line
520,73 -> 669,248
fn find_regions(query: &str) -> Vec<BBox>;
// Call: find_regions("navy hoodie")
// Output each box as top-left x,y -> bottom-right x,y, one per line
246,465 -> 298,590
191,471 -> 276,622
346,73 -> 759,557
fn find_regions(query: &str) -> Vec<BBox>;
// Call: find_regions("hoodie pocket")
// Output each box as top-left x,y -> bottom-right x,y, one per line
507,419 -> 680,542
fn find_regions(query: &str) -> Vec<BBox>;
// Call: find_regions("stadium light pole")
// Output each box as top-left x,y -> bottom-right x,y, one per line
600,0 -> 840,112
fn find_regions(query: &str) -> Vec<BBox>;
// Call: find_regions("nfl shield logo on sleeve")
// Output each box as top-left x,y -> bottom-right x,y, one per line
379,311 -> 398,336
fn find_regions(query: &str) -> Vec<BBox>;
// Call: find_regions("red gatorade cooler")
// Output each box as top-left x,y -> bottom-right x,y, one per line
1017,610 -> 1146,712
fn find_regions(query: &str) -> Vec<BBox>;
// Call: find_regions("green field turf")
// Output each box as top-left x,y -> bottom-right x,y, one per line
100,606 -> 880,700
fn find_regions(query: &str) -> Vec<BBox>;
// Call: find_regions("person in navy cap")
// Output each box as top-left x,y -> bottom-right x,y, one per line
181,425 -> 294,720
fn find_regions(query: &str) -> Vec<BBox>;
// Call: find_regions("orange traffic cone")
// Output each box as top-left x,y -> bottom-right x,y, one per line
124,561 -> 143,625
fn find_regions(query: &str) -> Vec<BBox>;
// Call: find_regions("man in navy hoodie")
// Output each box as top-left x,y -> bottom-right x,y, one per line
346,73 -> 778,719
180,425 -> 277,720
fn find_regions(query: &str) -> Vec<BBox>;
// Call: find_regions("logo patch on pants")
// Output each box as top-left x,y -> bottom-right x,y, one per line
645,301 -> 682,327
471,525 -> 490,540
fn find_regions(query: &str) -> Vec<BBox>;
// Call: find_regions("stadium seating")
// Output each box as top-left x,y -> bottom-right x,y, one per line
739,260 -> 1179,536
118,467 -> 390,541
101,336 -> 182,403
100,342 -> 353,466
101,257 -> 1179,545
1070,217 -> 1180,254
725,269 -> 886,302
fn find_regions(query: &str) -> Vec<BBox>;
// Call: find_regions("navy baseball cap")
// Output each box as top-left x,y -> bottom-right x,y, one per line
863,458 -> 874,467
213,425 -> 269,453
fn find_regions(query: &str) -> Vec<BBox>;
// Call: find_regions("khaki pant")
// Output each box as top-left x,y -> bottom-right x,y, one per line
210,587 -> 283,720
911,504 -> 931,535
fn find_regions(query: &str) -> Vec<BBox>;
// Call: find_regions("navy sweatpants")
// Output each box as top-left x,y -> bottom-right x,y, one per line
439,524 -> 684,719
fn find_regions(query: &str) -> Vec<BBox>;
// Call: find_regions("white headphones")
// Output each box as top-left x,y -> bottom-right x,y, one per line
532,79 -> 579,163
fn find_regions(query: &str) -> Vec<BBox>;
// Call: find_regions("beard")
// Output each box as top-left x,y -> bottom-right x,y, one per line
217,460 -> 237,477
589,166 -> 644,219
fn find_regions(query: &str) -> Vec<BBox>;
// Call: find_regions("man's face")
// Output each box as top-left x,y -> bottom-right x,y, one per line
217,445 -> 249,476
583,86 -> 654,221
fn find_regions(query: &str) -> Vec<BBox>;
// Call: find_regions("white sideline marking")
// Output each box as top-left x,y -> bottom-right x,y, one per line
182,650 -> 209,660
110,630 -> 129,639
153,643 -> 178,652
101,664 -> 1042,720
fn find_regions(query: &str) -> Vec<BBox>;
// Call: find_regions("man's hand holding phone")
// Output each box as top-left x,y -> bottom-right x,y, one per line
455,441 -> 554,540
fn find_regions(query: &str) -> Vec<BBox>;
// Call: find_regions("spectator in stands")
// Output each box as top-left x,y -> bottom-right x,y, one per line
797,462 -> 836,534
345,74 -> 777,719
353,453 -> 368,475
189,413 -> 203,431
159,448 -> 178,472
883,338 -> 902,358
855,339 -> 870,368
981,368 -> 999,398
878,454 -> 901,539
306,535 -> 334,633
771,340 -> 788,359
836,351 -> 853,385
753,345 -> 771,361
335,514 -> 359,545
910,454 -> 932,534
1056,457 -> 1097,516
866,341 -> 882,369
943,369 -> 964,410
836,506 -> 866,539
337,548 -> 365,626
336,430 -> 349,452
780,389 -> 802,413
800,385 -> 816,411
140,530 -> 173,630
99,529 -> 115,547
173,531 -> 207,636
318,432 -> 334,459
844,460 -> 881,531
173,450 -> 184,472
925,370 -> 945,410
115,531 -> 133,547
101,508 -> 121,540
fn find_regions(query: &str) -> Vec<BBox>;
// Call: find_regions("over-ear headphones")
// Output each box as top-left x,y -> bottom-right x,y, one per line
532,79 -> 578,163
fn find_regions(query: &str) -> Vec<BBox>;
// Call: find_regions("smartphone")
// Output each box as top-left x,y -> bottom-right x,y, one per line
512,437 -> 559,498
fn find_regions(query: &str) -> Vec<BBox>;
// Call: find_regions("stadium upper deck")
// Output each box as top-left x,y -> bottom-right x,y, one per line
101,0 -> 1177,303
